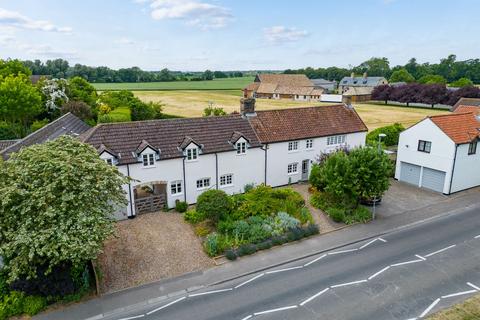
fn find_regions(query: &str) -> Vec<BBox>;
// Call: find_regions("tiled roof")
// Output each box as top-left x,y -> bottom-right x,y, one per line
81,114 -> 263,165
248,105 -> 368,143
0,139 -> 19,152
1,113 -> 90,159
256,74 -> 313,87
452,98 -> 480,111
343,86 -> 374,96
429,112 -> 480,144
244,82 -> 260,91
340,76 -> 386,87
256,83 -> 278,94
453,105 -> 480,115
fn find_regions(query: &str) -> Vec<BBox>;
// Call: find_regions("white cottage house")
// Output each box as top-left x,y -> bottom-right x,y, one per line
81,99 -> 367,219
395,105 -> 480,194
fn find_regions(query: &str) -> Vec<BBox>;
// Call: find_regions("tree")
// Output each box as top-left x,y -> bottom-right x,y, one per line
196,189 -> 232,222
371,84 -> 394,104
445,86 -> 480,106
37,78 -> 69,117
450,77 -> 474,87
202,70 -> 214,81
203,106 -> 227,116
417,84 -> 448,106
61,101 -> 94,121
418,74 -> 447,85
0,59 -> 31,78
0,136 -> 128,282
67,76 -> 98,107
0,74 -> 43,127
389,68 -> 415,83
213,71 -> 228,79
353,57 -> 391,77
366,123 -> 405,147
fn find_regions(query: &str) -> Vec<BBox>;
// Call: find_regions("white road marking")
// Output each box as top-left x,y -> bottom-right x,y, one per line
188,288 -> 232,297
424,245 -> 456,258
240,315 -> 252,320
391,259 -> 423,267
405,318 -> 418,320
475,235 -> 480,239
415,254 -> 426,261
359,238 -> 379,250
146,296 -> 186,315
266,266 -> 303,274
299,288 -> 330,306
378,237 -> 387,242
441,290 -> 477,299
467,282 -> 480,291
253,305 -> 298,316
304,254 -> 327,267
117,315 -> 145,320
328,248 -> 358,255
235,273 -> 265,289
419,298 -> 441,318
331,279 -> 367,288
368,266 -> 391,280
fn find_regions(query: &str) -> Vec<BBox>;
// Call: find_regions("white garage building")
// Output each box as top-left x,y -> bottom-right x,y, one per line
395,105 -> 480,194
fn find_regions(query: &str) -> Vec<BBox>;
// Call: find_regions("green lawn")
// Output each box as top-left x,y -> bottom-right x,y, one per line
92,77 -> 254,91
428,294 -> 480,319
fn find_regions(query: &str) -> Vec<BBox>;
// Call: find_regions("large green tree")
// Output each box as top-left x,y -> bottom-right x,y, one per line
389,68 -> 415,83
67,76 -> 98,107
0,59 -> 31,78
0,136 -> 129,282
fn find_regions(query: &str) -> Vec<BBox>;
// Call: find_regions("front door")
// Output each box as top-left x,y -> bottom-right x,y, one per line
301,160 -> 309,181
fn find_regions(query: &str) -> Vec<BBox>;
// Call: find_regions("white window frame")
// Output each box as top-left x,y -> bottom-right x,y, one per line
287,163 -> 298,175
305,139 -> 313,150
196,178 -> 210,190
142,153 -> 155,167
327,135 -> 346,146
105,158 -> 114,165
220,174 -> 233,187
288,141 -> 299,152
186,148 -> 198,161
170,180 -> 183,195
236,141 -> 247,155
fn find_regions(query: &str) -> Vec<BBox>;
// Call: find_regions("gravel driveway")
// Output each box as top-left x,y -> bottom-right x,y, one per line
97,212 -> 214,294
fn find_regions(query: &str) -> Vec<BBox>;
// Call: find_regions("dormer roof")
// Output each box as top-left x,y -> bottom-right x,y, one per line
179,136 -> 202,150
97,143 -> 118,158
135,140 -> 158,154
230,131 -> 249,144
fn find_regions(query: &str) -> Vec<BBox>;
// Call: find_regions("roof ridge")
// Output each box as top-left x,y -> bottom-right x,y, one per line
255,104 -> 344,114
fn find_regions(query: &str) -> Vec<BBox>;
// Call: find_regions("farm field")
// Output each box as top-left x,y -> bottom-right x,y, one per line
92,76 -> 254,91
134,90 -> 449,130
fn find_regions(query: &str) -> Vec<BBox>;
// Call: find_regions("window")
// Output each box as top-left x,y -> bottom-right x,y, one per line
170,181 -> 182,195
142,153 -> 155,167
287,163 -> 298,174
306,139 -> 313,149
468,140 -> 477,155
418,140 -> 432,153
105,158 -> 113,165
327,135 -> 346,146
288,141 -> 299,151
196,178 -> 210,189
236,141 -> 247,155
220,174 -> 233,187
186,148 -> 198,161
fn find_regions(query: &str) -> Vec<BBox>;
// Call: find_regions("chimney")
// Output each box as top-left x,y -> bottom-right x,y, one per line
350,72 -> 355,78
240,98 -> 256,117
342,95 -> 352,107
363,72 -> 367,78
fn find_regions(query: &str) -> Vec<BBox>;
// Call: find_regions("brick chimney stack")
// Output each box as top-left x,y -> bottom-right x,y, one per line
240,98 -> 256,116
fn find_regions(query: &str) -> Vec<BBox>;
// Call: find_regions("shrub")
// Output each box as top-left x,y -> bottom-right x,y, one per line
204,233 -> 220,257
305,224 -> 320,236
225,249 -> 237,261
271,236 -> 284,246
61,100 -> 94,120
296,207 -> 313,224
244,244 -> 257,255
194,225 -> 211,237
196,189 -> 232,222
184,209 -> 205,224
243,183 -> 255,193
175,201 -> 188,213
274,212 -> 300,233
344,206 -> 372,224
328,207 -> 346,223
30,119 -> 49,132
257,240 -> 273,251
22,295 -> 47,316
366,123 -> 405,147
0,121 -> 21,140
0,291 -> 24,319
0,270 -> 8,297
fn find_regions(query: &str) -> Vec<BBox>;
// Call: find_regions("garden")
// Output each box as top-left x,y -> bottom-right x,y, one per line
309,147 -> 393,224
180,185 -> 319,260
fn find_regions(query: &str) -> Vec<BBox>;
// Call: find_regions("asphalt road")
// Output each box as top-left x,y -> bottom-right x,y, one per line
108,207 -> 480,320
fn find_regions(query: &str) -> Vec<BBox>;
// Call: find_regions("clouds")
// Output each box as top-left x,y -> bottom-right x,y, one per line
0,8 -> 71,33
263,26 -> 309,44
138,0 -> 233,29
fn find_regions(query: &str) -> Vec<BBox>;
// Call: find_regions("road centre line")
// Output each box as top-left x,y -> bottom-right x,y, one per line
419,298 -> 441,318
331,279 -> 367,288
146,296 -> 186,315
475,235 -> 480,239
253,305 -> 298,316
441,290 -> 477,299
378,237 -> 387,242
235,273 -> 265,289
391,259 -> 423,267
304,254 -> 327,267
265,266 -> 303,274
359,238 -> 379,250
240,315 -> 252,320
117,315 -> 145,320
299,288 -> 330,306
328,248 -> 358,255
415,254 -> 426,261
368,266 -> 391,280
467,282 -> 480,291
188,288 -> 232,297
424,245 -> 456,257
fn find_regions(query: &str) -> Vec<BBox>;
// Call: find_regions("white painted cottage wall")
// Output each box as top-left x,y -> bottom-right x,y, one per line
450,142 -> 480,193
395,118 -> 456,194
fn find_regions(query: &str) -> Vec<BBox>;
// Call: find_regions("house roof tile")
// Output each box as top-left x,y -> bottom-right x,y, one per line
429,112 -> 480,144
0,139 -> 20,152
452,98 -> 480,111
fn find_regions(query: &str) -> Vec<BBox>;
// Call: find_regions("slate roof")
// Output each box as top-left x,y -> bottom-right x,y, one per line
0,139 -> 19,152
429,112 -> 480,144
452,98 -> 480,111
248,105 -> 368,143
311,79 -> 336,86
1,113 -> 90,159
339,76 -> 387,87
81,114 -> 263,165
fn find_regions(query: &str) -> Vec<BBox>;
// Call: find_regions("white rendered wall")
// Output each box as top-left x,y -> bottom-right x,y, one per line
450,142 -> 480,193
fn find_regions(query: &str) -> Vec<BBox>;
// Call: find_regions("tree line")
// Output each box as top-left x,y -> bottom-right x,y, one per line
21,59 -> 243,83
284,55 -> 480,84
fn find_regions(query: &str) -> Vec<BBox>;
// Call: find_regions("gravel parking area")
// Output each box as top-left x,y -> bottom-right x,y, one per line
97,212 -> 214,294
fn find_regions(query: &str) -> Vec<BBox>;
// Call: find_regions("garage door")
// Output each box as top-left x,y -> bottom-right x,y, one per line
400,162 -> 421,186
421,167 -> 446,193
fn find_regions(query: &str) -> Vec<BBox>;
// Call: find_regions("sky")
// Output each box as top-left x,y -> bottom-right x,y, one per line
0,0 -> 479,71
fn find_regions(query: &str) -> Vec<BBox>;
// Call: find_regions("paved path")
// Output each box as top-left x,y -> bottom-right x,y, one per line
100,206 -> 480,320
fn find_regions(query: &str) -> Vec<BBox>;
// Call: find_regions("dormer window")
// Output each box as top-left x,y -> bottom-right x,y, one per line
105,158 -> 113,165
142,153 -> 155,167
186,148 -> 198,161
236,141 -> 247,155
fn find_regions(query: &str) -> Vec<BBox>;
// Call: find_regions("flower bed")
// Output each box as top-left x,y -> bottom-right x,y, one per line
184,185 -> 319,258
